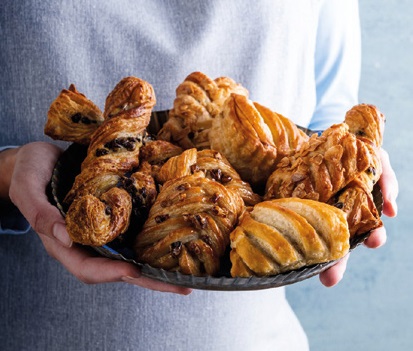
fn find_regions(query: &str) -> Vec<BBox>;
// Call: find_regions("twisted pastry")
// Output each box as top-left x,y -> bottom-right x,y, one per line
230,198 -> 350,277
157,71 -> 249,149
45,84 -> 104,144
135,171 -> 244,276
209,93 -> 309,188
265,104 -> 385,236
64,77 -> 156,246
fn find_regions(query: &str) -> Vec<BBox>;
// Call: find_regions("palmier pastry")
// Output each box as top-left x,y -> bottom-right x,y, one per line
209,93 -> 308,188
64,77 -> 156,246
45,84 -> 104,144
230,198 -> 350,277
265,104 -> 385,236
135,171 -> 244,276
157,71 -> 249,149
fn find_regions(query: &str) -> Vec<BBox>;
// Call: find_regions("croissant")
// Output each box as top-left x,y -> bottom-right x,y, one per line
209,93 -> 309,188
44,84 -> 104,144
64,77 -> 157,246
157,71 -> 249,149
134,171 -> 244,276
230,198 -> 350,277
265,104 -> 385,236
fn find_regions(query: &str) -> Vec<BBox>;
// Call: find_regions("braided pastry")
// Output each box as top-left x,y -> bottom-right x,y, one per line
157,71 -> 249,149
64,77 -> 157,246
134,171 -> 244,276
265,104 -> 385,236
230,198 -> 350,277
45,84 -> 104,144
209,93 -> 309,188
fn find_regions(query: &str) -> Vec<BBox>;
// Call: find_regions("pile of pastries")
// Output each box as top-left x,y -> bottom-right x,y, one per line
44,72 -> 385,277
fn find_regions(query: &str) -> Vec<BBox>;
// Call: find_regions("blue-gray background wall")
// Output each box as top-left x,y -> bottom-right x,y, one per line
287,1 -> 413,350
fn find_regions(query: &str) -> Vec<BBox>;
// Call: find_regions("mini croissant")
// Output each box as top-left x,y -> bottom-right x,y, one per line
157,71 -> 249,149
64,77 -> 157,246
230,198 -> 350,277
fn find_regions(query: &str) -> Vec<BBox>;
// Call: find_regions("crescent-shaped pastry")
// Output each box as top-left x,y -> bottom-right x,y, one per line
44,84 -> 104,144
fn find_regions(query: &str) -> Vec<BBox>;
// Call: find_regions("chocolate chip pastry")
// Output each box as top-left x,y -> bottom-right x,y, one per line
45,84 -> 104,145
63,77 -> 157,246
134,148 -> 259,276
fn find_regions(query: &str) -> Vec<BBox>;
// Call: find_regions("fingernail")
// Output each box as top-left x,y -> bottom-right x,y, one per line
53,222 -> 73,247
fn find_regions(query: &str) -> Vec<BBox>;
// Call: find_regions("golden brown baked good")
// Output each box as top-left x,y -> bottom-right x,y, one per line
155,148 -> 261,206
44,84 -> 104,144
230,198 -> 350,277
135,171 -> 245,276
265,104 -> 385,236
64,77 -> 156,246
157,71 -> 249,149
209,93 -> 308,188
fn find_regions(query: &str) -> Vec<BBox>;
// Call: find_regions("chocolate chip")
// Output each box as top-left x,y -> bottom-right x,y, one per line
105,206 -> 112,215
210,169 -> 222,181
155,214 -> 170,223
71,113 -> 82,123
334,202 -> 344,209
95,148 -> 109,157
170,241 -> 182,257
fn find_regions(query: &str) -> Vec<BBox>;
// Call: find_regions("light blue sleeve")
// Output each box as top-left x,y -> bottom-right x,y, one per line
0,146 -> 30,235
310,0 -> 361,131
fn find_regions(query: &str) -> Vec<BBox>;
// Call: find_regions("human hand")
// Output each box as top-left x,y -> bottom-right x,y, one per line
319,148 -> 398,287
8,142 -> 191,295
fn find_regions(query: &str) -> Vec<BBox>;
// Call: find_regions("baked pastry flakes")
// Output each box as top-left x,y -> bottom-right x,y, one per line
265,104 -> 385,237
45,84 -> 104,144
157,71 -> 249,149
230,198 -> 350,277
64,77 -> 157,246
209,93 -> 308,188
135,171 -> 244,276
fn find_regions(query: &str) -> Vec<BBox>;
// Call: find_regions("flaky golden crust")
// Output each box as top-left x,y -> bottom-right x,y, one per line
344,103 -> 385,148
265,104 -> 385,237
135,172 -> 244,276
230,199 -> 350,277
157,71 -> 249,149
209,94 -> 308,188
44,84 -> 104,144
64,77 -> 156,246
155,148 -> 261,206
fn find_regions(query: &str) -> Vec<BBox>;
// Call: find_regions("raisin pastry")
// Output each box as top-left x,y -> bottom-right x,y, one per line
64,77 -> 156,246
157,71 -> 249,149
45,84 -> 104,144
209,93 -> 308,188
230,198 -> 350,277
265,104 -> 385,236
135,171 -> 244,276
155,148 -> 261,206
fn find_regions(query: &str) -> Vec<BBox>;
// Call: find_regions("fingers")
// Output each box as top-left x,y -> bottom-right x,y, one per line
9,142 -> 72,247
319,254 -> 349,287
379,148 -> 398,218
39,233 -> 192,295
364,226 -> 387,248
